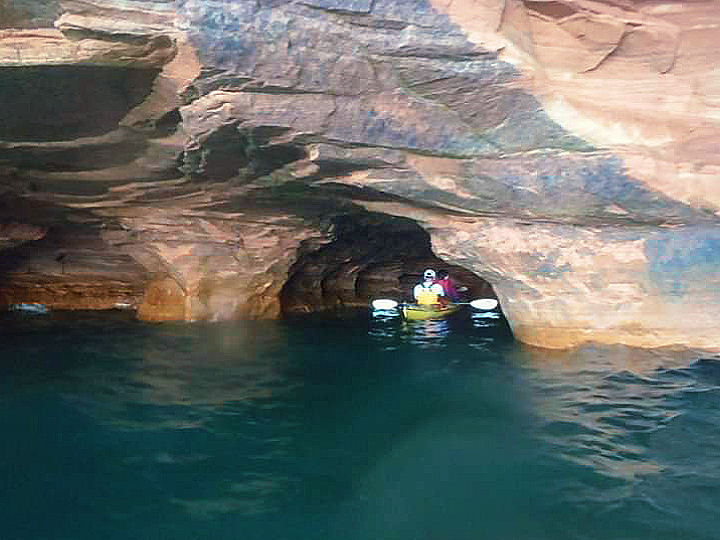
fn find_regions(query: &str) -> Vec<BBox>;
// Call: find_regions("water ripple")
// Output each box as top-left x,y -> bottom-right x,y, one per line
525,345 -> 718,487
4,314 -> 720,540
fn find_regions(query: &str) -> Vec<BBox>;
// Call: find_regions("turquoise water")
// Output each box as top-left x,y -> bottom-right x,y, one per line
3,309 -> 720,540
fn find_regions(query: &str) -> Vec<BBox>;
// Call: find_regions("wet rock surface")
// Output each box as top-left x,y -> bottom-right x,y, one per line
2,0 -> 720,349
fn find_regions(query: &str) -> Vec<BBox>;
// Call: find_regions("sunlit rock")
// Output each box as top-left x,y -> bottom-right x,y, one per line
2,0 -> 720,350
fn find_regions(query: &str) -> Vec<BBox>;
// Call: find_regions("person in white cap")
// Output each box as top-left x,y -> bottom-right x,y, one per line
413,268 -> 445,305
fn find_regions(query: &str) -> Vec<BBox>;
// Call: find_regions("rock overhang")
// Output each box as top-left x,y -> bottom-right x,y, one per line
0,65 -> 160,143
2,0 -> 720,350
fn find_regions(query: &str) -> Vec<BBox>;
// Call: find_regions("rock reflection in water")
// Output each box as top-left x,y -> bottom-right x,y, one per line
522,345 -> 707,481
66,321 -> 294,414
7,312 -> 720,539
58,319 -> 302,518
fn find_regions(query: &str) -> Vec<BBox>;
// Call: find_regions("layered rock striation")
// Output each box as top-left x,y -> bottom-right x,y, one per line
2,0 -> 720,349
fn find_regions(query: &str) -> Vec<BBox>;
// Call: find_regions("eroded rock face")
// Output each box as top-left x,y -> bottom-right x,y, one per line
2,0 -> 720,350
436,0 -> 720,210
431,215 -> 720,351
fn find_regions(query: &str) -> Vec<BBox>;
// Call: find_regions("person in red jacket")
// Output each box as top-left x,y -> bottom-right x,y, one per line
434,269 -> 460,303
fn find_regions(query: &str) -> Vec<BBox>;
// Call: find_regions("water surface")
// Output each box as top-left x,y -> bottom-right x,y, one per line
3,309 -> 719,540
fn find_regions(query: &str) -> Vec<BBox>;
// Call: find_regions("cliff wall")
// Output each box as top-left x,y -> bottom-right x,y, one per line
2,0 -> 720,349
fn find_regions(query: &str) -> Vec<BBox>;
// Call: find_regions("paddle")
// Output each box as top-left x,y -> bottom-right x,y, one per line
371,298 -> 498,311
371,299 -> 403,310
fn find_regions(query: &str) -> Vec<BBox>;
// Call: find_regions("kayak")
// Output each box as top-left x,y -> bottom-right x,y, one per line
401,303 -> 462,321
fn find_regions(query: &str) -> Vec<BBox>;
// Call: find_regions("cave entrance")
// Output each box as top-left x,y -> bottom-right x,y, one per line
280,212 -> 500,316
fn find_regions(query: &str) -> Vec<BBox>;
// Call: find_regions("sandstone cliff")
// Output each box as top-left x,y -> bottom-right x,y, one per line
2,0 -> 720,350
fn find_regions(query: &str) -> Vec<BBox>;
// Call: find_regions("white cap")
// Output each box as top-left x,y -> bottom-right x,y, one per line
423,269 -> 436,280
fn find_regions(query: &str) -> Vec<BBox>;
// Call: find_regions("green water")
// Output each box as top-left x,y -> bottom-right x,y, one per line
2,309 -> 719,540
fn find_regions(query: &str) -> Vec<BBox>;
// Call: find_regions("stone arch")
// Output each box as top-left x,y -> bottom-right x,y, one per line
280,212 -> 502,317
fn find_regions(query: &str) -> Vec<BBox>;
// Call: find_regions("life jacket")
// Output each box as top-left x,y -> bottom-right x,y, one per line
416,284 -> 439,305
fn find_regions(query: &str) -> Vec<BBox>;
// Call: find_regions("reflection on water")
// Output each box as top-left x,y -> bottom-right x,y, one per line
2,311 -> 720,540
370,306 -> 501,350
469,310 -> 502,353
2,313 -> 304,524
369,309 -> 453,350
517,345 -> 720,540
524,345 -> 712,480
403,318 -> 450,348
64,320 -> 297,423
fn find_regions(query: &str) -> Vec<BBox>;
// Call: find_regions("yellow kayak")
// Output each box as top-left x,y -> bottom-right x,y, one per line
401,303 -> 462,321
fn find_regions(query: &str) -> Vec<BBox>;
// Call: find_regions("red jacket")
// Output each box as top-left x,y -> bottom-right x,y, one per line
434,277 -> 459,302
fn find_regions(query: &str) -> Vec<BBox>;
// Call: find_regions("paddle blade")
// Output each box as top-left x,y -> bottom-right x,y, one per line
372,299 -> 399,310
469,298 -> 498,311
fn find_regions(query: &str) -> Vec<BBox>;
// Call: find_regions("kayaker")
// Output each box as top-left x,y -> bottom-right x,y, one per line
435,269 -> 460,302
413,269 -> 445,305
